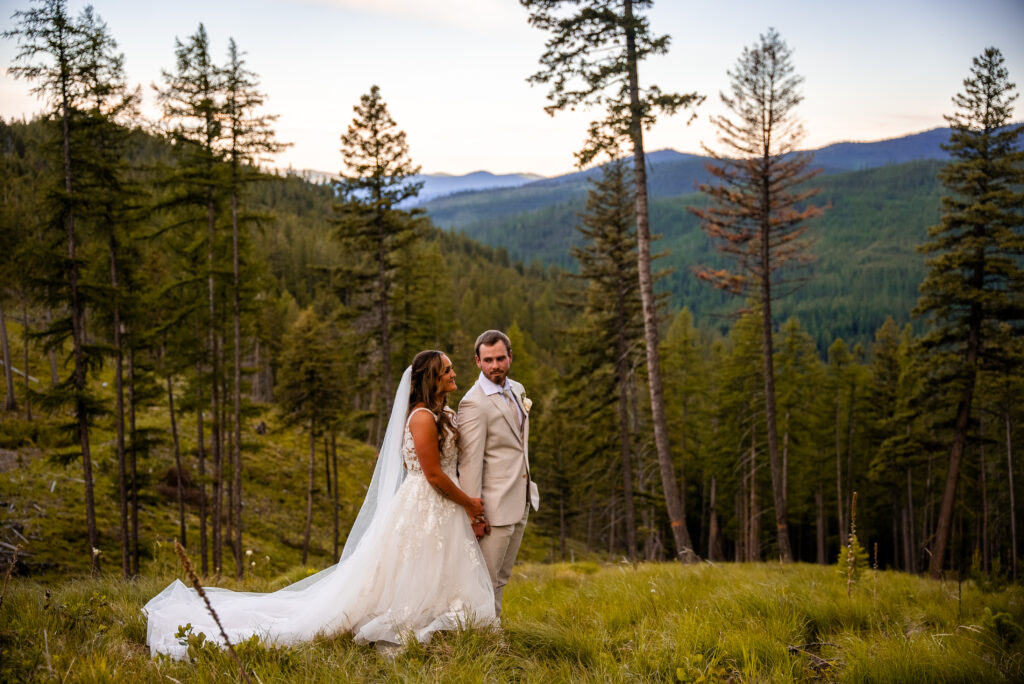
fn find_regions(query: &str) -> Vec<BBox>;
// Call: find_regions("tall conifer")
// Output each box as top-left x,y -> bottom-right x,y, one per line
569,159 -> 647,559
4,0 -> 104,574
157,23 -> 228,573
915,47 -> 1024,578
221,36 -> 285,579
334,85 -> 424,438
690,29 -> 824,562
521,0 -> 703,562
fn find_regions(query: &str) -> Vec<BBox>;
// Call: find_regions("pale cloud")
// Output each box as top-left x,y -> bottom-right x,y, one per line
301,0 -> 523,30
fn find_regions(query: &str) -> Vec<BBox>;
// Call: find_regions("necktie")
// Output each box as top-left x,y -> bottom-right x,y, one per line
502,387 -> 522,428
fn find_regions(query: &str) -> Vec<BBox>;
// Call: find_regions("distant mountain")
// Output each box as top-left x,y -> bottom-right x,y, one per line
423,128 -> 959,231
811,127 -> 952,171
286,168 -> 544,204
410,170 -> 545,204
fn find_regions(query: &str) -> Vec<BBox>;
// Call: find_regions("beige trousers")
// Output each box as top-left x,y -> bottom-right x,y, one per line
479,499 -> 529,617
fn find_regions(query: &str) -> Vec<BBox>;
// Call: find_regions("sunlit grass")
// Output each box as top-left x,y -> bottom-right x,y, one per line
6,561 -> 1017,682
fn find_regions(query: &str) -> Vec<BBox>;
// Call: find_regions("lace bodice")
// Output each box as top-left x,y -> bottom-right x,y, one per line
403,406 -> 459,474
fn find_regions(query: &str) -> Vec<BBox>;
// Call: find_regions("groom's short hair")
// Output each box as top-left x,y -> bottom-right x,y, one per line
475,330 -> 511,357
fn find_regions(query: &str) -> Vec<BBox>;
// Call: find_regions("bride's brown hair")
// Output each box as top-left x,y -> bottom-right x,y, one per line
409,350 -> 459,451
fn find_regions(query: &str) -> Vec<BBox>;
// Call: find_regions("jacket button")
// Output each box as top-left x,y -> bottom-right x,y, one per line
522,474 -> 527,479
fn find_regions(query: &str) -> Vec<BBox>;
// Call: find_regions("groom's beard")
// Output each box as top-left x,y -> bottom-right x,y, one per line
484,369 -> 507,384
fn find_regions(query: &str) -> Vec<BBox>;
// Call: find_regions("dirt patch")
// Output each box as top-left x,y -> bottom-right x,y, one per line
0,448 -> 20,473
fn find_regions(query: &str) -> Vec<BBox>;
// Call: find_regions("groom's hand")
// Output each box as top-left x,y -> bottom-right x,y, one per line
472,520 -> 490,539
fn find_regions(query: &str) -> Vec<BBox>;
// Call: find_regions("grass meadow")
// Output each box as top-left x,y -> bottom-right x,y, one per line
1,559 -> 1022,682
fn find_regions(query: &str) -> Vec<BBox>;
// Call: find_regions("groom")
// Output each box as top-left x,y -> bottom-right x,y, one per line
457,329 -> 539,618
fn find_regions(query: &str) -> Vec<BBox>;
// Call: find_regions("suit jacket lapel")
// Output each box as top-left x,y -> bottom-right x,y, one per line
488,391 -> 523,444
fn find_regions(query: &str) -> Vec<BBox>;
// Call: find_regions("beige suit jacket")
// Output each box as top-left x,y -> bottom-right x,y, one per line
457,377 -> 536,527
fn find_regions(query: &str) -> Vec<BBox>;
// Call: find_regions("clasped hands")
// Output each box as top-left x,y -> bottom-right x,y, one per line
465,497 -> 490,539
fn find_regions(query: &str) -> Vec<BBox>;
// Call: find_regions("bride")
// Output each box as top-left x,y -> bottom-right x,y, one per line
144,350 -> 496,658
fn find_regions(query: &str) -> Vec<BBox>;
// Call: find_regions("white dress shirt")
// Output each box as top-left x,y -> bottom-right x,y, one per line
476,371 -> 524,427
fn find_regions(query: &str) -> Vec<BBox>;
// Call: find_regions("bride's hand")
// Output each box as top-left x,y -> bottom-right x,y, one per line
465,497 -> 485,520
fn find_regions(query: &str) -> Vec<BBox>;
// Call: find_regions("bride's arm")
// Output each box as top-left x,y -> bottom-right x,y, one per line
409,410 -> 485,520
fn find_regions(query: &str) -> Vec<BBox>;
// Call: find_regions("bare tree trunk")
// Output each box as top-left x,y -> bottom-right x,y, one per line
708,476 -> 723,561
109,237 -> 129,578
615,314 -> 637,560
0,300 -> 16,411
231,192 -> 244,581
20,302 -> 31,420
324,436 -> 332,497
758,202 -> 793,562
928,312 -> 979,579
815,484 -> 826,564
45,308 -> 58,385
376,217 -> 393,434
208,193 -> 223,576
608,496 -> 616,557
195,360 -> 209,575
586,498 -> 594,552
302,421 -> 315,565
167,373 -> 186,547
559,494 -> 567,561
835,393 -> 845,543
905,468 -> 916,572
1007,409 -> 1017,582
736,487 -> 745,562
128,347 -> 139,576
749,426 -> 759,562
782,410 -> 790,513
980,414 -> 990,576
902,503 -> 913,572
623,0 -> 696,563
331,432 -> 339,560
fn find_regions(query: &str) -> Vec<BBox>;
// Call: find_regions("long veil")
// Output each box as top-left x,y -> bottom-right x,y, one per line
144,367 -> 414,658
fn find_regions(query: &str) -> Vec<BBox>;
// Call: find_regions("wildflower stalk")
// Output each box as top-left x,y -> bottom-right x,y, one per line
0,543 -> 21,610
174,540 -> 252,683
847,491 -> 858,598
873,542 -> 878,601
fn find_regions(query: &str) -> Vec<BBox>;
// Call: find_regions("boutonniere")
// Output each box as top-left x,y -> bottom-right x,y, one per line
520,393 -> 533,414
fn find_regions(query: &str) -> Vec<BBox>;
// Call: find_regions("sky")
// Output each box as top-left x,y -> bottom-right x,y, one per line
2,0 -> 1022,177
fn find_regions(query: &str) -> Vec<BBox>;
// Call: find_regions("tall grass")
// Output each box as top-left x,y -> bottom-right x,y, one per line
1,562 -> 1021,682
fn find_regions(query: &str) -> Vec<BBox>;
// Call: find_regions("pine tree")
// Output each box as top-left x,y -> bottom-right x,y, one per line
521,0 -> 703,562
277,308 -> 346,565
334,85 -> 425,441
914,47 -> 1024,578
156,23 -> 228,573
4,0 -> 104,574
689,28 -> 824,563
221,36 -> 285,580
569,159 -> 647,559
662,309 -> 711,557
74,4 -> 142,578
772,316 -> 827,560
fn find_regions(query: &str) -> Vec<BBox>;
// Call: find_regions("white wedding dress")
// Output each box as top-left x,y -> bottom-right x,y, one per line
144,369 -> 496,659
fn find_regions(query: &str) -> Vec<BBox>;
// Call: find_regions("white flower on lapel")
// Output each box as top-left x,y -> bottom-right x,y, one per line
520,394 -> 532,413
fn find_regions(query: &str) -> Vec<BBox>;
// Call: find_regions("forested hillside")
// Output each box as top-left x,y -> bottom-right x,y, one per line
426,159 -> 944,348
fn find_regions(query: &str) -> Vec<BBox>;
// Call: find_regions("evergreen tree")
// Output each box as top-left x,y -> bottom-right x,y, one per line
716,311 -> 767,560
74,4 -> 142,577
773,317 -> 827,560
914,47 -> 1024,578
334,85 -> 424,440
662,309 -> 711,557
156,23 -> 229,573
568,159 -> 646,559
276,308 -> 346,565
689,28 -> 824,562
221,36 -> 285,580
521,0 -> 703,561
4,0 -> 104,574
